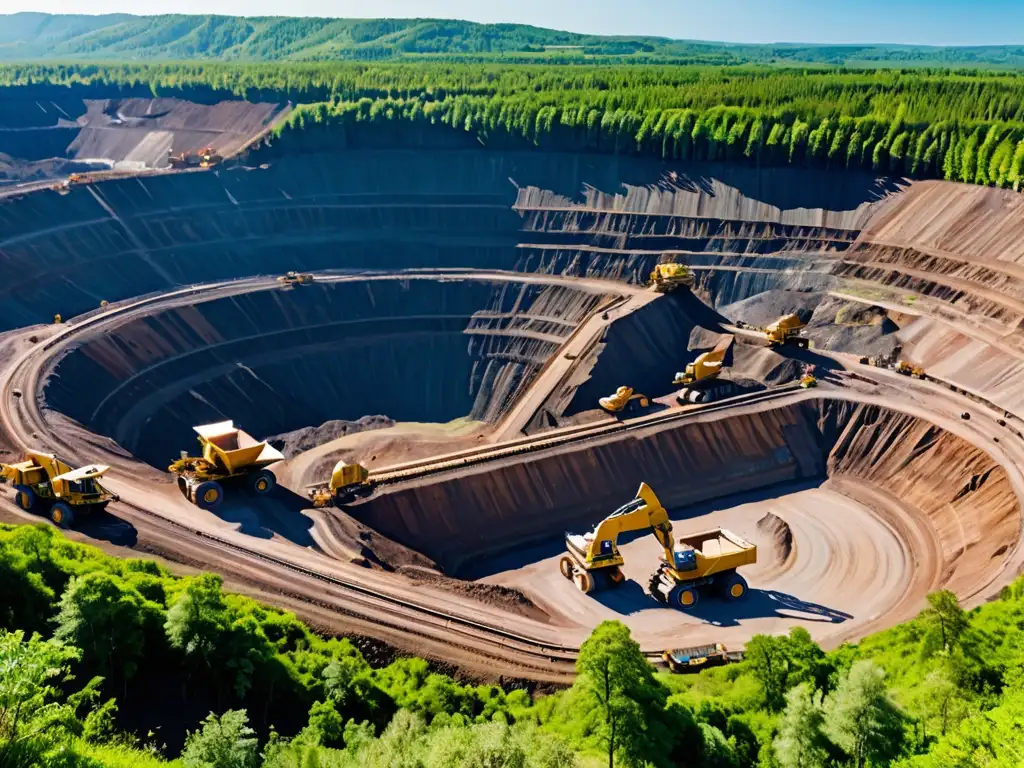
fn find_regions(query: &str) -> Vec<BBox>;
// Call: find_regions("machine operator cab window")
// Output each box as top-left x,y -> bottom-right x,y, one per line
69,477 -> 99,495
672,544 -> 698,571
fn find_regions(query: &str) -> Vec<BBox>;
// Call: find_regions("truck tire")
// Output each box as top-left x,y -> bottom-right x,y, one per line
721,573 -> 748,600
50,502 -> 74,529
671,585 -> 700,610
559,556 -> 575,580
574,570 -> 594,594
249,469 -> 276,496
194,481 -> 224,511
14,485 -> 36,511
606,566 -> 626,588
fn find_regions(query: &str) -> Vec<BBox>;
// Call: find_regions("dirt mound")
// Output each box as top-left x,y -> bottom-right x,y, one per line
269,416 -> 394,458
398,566 -> 549,623
804,296 -> 902,358
756,511 -> 794,567
719,290 -> 823,328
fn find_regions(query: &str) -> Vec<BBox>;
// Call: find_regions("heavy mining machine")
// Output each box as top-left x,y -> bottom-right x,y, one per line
560,483 -> 757,610
199,147 -> 223,168
309,460 -> 374,507
674,336 -> 738,403
169,421 -> 283,510
277,271 -> 315,287
168,149 -> 200,169
663,643 -> 742,673
895,360 -> 926,379
0,450 -> 118,528
599,386 -> 650,415
800,364 -> 818,388
649,263 -> 695,293
763,314 -> 810,348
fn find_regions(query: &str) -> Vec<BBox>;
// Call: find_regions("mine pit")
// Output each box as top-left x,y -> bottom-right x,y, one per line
3,121 -> 1024,665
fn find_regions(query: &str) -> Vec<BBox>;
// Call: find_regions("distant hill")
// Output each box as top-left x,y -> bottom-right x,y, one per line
3,12 -> 1024,67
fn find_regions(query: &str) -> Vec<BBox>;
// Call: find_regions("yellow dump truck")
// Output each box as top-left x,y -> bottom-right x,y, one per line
598,386 -> 650,415
0,450 -> 118,528
169,421 -> 283,510
309,460 -> 374,507
561,483 -> 756,610
764,314 -> 810,348
649,263 -> 695,293
648,527 -> 757,609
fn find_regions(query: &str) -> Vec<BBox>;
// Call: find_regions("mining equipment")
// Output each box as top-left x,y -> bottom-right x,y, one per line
763,314 -> 810,348
0,450 -> 118,528
277,271 -> 315,287
895,360 -> 926,379
674,336 -> 738,403
649,262 -> 695,293
663,643 -> 743,673
309,461 -> 374,507
53,314 -> 62,324
599,386 -> 650,415
800,364 -> 818,388
561,483 -> 757,610
199,146 -> 223,168
169,421 -> 284,510
168,149 -> 200,169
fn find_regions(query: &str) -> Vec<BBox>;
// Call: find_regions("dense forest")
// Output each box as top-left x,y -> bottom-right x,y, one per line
4,12 -> 1024,68
2,521 -> 1023,767
4,61 -> 1024,189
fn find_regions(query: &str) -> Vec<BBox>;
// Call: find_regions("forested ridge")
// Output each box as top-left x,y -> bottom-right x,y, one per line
2,521 -> 1024,767
5,61 -> 1024,189
5,12 -> 1024,67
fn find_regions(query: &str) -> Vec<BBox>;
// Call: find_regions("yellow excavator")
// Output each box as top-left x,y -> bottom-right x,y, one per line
674,336 -> 738,404
895,360 -> 926,379
599,386 -> 651,415
0,450 -> 119,528
649,263 -> 695,293
560,483 -> 757,610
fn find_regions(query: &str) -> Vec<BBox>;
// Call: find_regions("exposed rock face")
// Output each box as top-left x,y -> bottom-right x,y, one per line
268,416 -> 395,458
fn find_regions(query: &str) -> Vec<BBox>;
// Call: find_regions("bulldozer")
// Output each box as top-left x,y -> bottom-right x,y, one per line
561,483 -> 756,610
674,336 -> 739,404
763,314 -> 810,348
309,460 -> 374,507
169,421 -> 283,510
649,263 -> 695,293
598,386 -> 650,415
0,450 -> 118,528
277,271 -> 315,287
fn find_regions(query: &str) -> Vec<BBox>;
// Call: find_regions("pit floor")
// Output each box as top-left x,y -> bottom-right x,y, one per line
477,481 -> 921,650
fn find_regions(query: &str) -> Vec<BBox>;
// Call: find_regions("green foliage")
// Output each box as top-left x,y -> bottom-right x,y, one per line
773,684 -> 828,768
825,661 -> 907,767
182,710 -> 258,768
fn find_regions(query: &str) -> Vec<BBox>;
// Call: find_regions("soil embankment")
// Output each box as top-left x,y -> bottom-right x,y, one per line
44,276 -> 612,467
350,397 -> 1019,604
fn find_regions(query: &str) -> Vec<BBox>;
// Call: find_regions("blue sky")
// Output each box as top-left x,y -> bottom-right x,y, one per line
2,0 -> 1023,46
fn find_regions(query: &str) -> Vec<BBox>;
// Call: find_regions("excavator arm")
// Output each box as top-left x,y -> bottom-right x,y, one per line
566,483 -> 675,569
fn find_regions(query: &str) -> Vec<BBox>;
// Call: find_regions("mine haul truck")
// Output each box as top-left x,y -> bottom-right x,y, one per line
560,483 -> 756,610
674,336 -> 740,403
663,643 -> 743,673
649,262 -> 695,293
309,460 -> 374,507
0,450 -> 118,528
169,421 -> 283,510
764,314 -> 810,348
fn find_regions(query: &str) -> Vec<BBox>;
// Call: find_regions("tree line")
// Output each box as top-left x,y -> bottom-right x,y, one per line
4,520 -> 1024,767
4,62 -> 1024,188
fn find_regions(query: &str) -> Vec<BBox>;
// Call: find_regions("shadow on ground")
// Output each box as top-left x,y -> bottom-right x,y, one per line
74,509 -> 139,547
593,583 -> 852,625
213,483 -> 316,547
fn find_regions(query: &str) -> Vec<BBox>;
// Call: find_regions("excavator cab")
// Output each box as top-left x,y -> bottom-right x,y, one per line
672,546 -> 698,571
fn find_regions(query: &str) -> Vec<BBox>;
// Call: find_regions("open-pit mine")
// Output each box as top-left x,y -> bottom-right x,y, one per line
1,96 -> 1023,682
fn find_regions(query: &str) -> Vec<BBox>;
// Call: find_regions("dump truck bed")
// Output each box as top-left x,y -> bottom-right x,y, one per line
195,421 -> 284,474
676,527 -> 757,575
